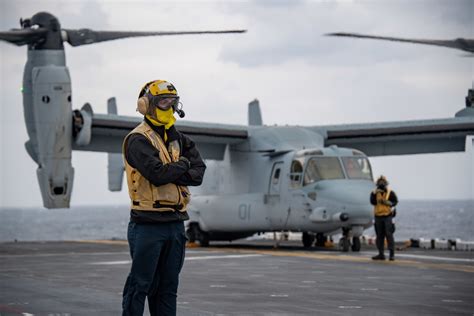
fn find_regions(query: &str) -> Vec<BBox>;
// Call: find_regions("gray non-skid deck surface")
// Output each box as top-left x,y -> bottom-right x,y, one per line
0,241 -> 473,316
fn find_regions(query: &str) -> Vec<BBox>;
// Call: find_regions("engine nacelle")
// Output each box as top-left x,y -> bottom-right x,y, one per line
32,65 -> 74,208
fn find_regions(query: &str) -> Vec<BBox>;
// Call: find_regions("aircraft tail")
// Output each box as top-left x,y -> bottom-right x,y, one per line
106,97 -> 124,191
248,99 -> 262,126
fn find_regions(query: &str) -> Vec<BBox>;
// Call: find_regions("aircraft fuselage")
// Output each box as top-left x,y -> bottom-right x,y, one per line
187,126 -> 374,245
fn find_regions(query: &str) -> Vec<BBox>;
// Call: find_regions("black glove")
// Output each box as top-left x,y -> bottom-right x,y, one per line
179,156 -> 191,169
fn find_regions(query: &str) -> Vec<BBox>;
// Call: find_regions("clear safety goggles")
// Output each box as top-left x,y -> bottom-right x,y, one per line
148,95 -> 180,111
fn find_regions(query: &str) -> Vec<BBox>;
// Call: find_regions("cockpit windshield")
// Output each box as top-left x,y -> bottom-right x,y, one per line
341,157 -> 373,180
303,157 -> 345,186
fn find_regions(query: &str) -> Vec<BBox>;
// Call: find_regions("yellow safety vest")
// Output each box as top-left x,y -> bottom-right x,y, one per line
122,122 -> 191,212
374,189 -> 392,217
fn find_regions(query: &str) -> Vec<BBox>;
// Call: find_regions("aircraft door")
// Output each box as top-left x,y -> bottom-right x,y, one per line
266,160 -> 292,230
268,162 -> 283,196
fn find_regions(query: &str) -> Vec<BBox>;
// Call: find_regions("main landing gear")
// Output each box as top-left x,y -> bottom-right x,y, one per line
186,223 -> 210,247
301,232 -> 327,248
302,232 -> 315,248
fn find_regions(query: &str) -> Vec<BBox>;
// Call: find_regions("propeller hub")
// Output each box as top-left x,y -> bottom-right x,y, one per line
25,12 -> 63,50
30,12 -> 60,30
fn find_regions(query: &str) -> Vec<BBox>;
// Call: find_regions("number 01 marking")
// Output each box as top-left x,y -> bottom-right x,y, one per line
238,204 -> 251,221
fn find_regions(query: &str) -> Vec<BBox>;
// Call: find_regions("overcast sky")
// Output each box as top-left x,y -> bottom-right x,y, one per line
0,0 -> 473,208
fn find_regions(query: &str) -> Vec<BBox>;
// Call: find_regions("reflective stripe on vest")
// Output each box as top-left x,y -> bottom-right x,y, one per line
122,121 -> 191,212
374,189 -> 392,217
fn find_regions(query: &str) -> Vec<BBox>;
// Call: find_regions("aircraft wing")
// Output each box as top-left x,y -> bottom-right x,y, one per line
316,117 -> 474,156
72,113 -> 248,160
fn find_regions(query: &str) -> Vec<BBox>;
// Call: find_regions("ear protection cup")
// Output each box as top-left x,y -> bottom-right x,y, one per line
136,96 -> 149,115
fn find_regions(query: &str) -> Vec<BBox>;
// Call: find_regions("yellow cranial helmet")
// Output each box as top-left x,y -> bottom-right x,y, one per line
136,80 -> 179,115
144,80 -> 178,97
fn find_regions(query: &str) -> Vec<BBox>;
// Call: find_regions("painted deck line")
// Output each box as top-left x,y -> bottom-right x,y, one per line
186,254 -> 263,261
74,239 -> 222,250
89,254 -> 263,265
0,251 -> 130,258
360,252 -> 474,263
217,248 -> 474,273
74,239 -> 128,245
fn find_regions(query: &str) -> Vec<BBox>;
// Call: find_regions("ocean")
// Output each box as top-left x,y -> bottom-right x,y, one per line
0,200 -> 472,242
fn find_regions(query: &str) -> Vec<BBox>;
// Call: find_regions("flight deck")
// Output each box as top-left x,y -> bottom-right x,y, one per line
0,240 -> 473,315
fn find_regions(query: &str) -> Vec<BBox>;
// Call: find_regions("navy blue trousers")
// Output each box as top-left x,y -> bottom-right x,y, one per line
374,216 -> 395,256
122,221 -> 187,316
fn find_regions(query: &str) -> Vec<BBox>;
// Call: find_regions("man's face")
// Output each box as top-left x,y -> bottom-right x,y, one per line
376,180 -> 387,189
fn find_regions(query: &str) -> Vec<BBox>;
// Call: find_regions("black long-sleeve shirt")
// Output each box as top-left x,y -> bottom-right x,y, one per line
125,118 -> 206,223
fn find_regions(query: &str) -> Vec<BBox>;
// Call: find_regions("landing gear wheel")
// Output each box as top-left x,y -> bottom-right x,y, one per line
315,233 -> 327,247
186,226 -> 196,243
351,236 -> 361,252
187,223 -> 210,247
340,228 -> 350,252
302,232 -> 315,248
199,234 -> 210,247
339,237 -> 350,252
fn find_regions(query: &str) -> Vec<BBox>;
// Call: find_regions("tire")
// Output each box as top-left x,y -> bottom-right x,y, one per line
200,236 -> 210,247
189,223 -> 210,247
315,233 -> 327,247
351,236 -> 361,252
340,237 -> 350,252
186,225 -> 197,243
302,232 -> 315,248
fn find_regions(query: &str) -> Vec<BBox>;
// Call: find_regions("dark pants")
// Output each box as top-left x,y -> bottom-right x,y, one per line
122,221 -> 187,316
374,216 -> 395,256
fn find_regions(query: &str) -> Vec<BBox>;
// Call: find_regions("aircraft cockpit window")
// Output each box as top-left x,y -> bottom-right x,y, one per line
341,157 -> 373,180
303,157 -> 344,185
290,160 -> 303,188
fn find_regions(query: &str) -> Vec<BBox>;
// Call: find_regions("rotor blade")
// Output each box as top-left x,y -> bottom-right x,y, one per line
64,29 -> 246,47
326,32 -> 474,54
0,28 -> 48,46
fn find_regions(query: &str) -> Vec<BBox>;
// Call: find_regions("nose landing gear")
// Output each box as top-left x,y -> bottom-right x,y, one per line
351,236 -> 361,252
339,228 -> 361,252
302,229 -> 361,252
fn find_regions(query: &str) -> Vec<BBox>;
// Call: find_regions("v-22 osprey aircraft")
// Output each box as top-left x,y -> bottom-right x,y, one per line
2,12 -> 473,251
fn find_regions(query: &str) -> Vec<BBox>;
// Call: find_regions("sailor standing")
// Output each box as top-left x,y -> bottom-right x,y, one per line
121,80 -> 206,315
370,175 -> 398,261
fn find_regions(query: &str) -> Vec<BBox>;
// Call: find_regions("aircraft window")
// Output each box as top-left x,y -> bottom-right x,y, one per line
303,157 -> 344,185
272,168 -> 281,185
290,160 -> 303,188
341,157 -> 373,180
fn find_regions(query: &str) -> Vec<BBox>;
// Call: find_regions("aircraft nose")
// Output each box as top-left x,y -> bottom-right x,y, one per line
315,180 -> 372,203
313,180 -> 373,224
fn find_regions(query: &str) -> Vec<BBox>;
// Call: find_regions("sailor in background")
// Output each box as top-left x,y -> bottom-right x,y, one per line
370,175 -> 398,261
